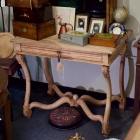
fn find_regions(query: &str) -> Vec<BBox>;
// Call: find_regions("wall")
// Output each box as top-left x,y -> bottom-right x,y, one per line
0,0 -> 140,98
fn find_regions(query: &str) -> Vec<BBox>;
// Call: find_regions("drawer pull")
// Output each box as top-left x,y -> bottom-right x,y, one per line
23,28 -> 27,33
20,13 -> 30,18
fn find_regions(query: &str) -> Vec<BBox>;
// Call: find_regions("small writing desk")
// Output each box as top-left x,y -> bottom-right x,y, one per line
11,30 -> 132,136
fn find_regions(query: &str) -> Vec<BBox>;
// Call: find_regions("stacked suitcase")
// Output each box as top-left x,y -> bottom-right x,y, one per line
7,0 -> 56,40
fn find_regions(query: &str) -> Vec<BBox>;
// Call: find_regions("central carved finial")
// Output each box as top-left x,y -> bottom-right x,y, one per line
73,94 -> 78,101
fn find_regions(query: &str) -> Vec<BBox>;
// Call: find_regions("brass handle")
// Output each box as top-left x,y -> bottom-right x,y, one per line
23,28 -> 27,33
20,13 -> 30,18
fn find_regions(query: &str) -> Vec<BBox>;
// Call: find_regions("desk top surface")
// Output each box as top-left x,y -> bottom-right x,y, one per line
11,30 -> 132,66
11,30 -> 132,55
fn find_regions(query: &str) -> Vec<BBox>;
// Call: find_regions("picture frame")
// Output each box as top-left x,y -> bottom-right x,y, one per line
75,14 -> 89,32
88,18 -> 105,34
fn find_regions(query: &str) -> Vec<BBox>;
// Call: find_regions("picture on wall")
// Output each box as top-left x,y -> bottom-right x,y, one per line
88,18 -> 105,34
75,14 -> 89,32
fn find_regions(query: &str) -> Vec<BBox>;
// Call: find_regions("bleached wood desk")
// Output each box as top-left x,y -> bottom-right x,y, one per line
11,30 -> 132,136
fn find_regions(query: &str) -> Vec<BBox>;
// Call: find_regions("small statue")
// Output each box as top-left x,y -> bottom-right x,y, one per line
67,133 -> 85,140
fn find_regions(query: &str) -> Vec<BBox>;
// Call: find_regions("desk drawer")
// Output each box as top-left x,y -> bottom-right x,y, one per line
61,51 -> 103,63
16,45 -> 104,64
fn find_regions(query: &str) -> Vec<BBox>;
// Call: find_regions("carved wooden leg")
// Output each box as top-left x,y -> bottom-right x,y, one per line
16,54 -> 32,118
119,47 -> 127,110
43,57 -> 73,98
43,57 -> 54,95
102,66 -> 111,136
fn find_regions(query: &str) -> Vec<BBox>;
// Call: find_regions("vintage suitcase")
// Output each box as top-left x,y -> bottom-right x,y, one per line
13,5 -> 53,23
89,33 -> 121,48
12,18 -> 56,40
7,0 -> 49,8
61,31 -> 92,46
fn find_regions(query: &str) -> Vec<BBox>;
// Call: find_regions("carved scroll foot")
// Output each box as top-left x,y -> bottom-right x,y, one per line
47,84 -> 54,96
23,105 -> 32,119
102,122 -> 110,137
118,94 -> 126,110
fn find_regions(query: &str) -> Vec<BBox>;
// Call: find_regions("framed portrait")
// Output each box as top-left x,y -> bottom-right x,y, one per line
75,14 -> 89,32
88,18 -> 105,34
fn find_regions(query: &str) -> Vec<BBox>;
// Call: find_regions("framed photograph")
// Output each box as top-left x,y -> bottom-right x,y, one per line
88,18 -> 105,34
75,14 -> 89,32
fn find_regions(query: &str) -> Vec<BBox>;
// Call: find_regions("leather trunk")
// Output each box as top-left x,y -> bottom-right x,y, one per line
7,0 -> 49,8
12,19 -> 56,40
13,5 -> 53,23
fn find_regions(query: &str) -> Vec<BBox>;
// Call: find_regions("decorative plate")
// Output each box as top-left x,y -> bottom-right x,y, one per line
108,23 -> 127,37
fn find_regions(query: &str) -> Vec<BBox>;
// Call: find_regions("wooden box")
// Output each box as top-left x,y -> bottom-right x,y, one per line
7,0 -> 49,8
61,31 -> 92,46
89,33 -> 121,48
12,19 -> 56,40
13,5 -> 53,24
